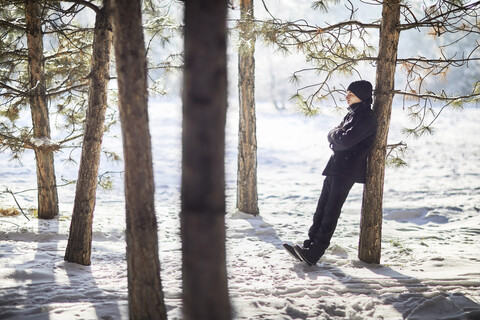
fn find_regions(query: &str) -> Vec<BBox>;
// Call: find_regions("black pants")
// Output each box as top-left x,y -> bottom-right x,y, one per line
308,175 -> 355,260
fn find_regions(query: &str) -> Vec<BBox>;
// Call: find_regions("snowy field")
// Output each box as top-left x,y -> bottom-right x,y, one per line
0,101 -> 479,320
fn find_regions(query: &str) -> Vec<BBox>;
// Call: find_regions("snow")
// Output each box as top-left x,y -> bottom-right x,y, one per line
1,102 -> 479,320
30,137 -> 56,148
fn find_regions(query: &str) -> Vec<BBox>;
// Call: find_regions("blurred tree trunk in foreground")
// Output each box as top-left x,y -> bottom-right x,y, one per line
111,0 -> 167,318
65,0 -> 112,266
237,0 -> 259,216
181,0 -> 231,319
25,0 -> 58,219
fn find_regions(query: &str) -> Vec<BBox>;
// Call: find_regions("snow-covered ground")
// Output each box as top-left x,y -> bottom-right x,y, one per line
0,102 -> 479,320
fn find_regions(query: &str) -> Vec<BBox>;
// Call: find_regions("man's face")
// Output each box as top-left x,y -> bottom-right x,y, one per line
346,91 -> 362,106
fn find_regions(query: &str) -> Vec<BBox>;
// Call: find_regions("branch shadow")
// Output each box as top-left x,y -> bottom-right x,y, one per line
230,211 -> 285,250
227,210 -> 480,319
0,215 -> 126,319
295,258 -> 480,320
235,211 -> 480,319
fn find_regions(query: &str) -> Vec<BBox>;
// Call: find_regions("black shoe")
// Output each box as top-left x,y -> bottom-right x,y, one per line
283,243 -> 303,262
303,239 -> 312,249
293,245 -> 316,266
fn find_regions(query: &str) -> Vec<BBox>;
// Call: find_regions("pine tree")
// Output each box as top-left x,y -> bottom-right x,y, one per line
25,0 -> 58,219
111,0 -> 167,318
64,0 -> 113,266
237,0 -> 259,216
1,1 -> 96,218
359,0 -> 401,263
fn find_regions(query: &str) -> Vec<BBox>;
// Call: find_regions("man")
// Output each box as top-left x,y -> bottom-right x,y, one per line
284,80 -> 378,266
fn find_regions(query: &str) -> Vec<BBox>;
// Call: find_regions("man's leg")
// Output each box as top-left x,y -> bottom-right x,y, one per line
307,177 -> 332,242
300,176 -> 355,264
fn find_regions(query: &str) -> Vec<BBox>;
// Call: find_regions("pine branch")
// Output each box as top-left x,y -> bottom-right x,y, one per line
393,90 -> 480,102
57,133 -> 84,145
46,0 -> 100,15
0,82 -> 27,97
4,188 -> 30,221
399,1 -> 480,31
0,19 -> 25,31
397,56 -> 480,66
46,81 -> 89,98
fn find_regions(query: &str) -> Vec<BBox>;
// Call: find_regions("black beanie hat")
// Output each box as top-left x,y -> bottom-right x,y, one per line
347,80 -> 373,105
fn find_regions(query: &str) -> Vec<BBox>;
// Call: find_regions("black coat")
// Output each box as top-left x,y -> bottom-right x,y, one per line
322,102 -> 377,183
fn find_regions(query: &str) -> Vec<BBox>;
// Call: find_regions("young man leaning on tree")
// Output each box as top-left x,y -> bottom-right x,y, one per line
284,80 -> 378,266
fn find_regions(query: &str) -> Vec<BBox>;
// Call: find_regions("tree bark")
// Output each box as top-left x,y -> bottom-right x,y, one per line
181,0 -> 231,319
110,0 -> 167,319
237,0 -> 259,216
64,0 -> 112,266
359,0 -> 401,264
25,0 -> 58,219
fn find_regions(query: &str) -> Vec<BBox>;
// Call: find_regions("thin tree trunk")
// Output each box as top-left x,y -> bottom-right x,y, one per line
359,0 -> 401,264
25,0 -> 58,219
181,0 -> 231,319
110,0 -> 167,318
64,0 -> 112,266
237,0 -> 259,216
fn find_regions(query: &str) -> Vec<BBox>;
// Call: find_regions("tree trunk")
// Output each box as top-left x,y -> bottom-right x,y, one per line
25,0 -> 58,219
237,0 -> 259,215
64,0 -> 112,266
110,0 -> 167,319
358,0 -> 401,264
181,0 -> 231,319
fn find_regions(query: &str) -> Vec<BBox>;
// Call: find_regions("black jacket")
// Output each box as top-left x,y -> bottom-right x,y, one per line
322,102 -> 377,183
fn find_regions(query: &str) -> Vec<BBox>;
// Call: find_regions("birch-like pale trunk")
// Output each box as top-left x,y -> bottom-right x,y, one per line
237,0 -> 259,215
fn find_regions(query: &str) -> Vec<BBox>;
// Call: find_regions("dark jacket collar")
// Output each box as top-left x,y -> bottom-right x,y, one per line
348,102 -> 371,113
